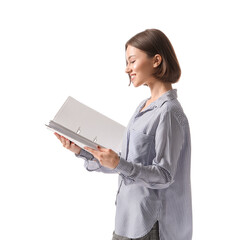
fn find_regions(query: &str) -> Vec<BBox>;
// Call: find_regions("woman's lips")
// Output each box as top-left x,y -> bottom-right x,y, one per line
130,74 -> 136,80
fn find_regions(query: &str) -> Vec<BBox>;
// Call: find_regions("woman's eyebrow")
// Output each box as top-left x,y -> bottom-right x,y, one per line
128,55 -> 136,60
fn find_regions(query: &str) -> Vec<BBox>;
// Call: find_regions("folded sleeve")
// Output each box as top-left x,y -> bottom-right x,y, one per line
114,110 -> 184,189
75,148 -> 117,174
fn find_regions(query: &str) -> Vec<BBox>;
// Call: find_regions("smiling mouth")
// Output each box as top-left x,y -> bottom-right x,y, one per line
130,74 -> 136,80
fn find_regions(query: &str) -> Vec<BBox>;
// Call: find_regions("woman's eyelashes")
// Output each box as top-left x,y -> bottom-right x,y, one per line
126,60 -> 136,66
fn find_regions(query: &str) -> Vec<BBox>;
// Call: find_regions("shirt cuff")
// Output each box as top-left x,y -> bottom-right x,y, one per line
75,148 -> 94,160
114,157 -> 134,176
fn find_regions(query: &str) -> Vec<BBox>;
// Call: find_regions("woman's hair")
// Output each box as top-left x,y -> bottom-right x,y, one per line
125,29 -> 181,85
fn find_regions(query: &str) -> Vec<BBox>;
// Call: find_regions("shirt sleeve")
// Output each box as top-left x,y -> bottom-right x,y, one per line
113,110 -> 184,189
75,148 -> 117,174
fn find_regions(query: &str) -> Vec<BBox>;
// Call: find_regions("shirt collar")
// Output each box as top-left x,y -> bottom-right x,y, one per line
136,89 -> 178,114
150,89 -> 178,108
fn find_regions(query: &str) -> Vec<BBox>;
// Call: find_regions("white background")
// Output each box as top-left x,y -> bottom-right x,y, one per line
0,0 -> 247,239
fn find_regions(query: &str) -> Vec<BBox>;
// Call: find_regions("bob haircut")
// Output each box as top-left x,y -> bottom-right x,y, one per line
125,29 -> 181,86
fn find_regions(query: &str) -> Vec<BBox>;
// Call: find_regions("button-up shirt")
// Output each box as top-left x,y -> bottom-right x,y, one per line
76,89 -> 192,240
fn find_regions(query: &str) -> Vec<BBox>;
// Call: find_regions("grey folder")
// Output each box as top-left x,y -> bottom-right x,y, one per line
46,96 -> 126,153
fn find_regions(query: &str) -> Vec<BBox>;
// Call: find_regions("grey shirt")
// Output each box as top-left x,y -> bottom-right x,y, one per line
76,89 -> 192,240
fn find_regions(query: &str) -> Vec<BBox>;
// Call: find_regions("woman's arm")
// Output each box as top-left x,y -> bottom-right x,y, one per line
114,110 -> 187,189
54,132 -> 117,174
85,110 -> 188,189
75,148 -> 118,174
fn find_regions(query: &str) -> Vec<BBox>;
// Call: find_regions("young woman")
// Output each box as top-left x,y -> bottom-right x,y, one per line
55,29 -> 192,240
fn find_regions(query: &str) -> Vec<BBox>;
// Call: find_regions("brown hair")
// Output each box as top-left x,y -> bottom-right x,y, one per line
125,29 -> 181,86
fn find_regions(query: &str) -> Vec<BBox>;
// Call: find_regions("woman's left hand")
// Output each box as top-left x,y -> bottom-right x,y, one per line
84,145 -> 120,169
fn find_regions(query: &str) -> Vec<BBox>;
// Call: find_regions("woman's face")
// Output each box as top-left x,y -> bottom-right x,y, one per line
125,45 -> 156,87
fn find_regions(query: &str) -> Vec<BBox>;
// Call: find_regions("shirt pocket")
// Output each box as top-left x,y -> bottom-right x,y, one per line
127,128 -> 154,165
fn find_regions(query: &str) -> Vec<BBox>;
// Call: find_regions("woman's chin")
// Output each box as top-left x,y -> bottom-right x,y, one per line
132,80 -> 141,88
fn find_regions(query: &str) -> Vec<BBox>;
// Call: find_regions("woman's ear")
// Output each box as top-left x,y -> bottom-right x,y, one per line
153,54 -> 162,68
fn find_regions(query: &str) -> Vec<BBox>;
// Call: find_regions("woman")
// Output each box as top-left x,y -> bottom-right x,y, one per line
55,29 -> 192,240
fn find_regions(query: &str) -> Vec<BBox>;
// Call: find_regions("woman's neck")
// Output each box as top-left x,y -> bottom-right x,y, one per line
148,81 -> 172,101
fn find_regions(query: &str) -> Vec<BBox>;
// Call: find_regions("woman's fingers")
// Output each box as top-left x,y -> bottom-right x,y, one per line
84,146 -> 119,169
62,137 -> 68,148
54,133 -> 70,146
61,136 -> 73,149
54,132 -> 65,145
65,138 -> 71,149
59,135 -> 67,148
54,132 -> 81,154
59,136 -> 64,145
54,132 -> 59,137
84,146 -> 98,154
54,132 -> 62,141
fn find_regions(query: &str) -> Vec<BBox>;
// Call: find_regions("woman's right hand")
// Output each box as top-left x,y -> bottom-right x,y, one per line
54,132 -> 81,155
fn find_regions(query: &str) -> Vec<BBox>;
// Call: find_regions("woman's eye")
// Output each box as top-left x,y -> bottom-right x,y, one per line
130,60 -> 136,64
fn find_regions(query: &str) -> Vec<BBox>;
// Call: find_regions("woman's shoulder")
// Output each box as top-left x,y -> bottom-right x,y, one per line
160,99 -> 189,126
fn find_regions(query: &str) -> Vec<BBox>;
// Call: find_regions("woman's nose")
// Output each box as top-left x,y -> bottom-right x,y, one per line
125,65 -> 131,74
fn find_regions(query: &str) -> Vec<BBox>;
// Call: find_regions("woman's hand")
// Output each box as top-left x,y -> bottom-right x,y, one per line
84,145 -> 120,169
54,132 -> 81,155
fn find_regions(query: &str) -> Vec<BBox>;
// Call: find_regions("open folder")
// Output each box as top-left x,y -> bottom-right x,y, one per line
46,96 -> 126,153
